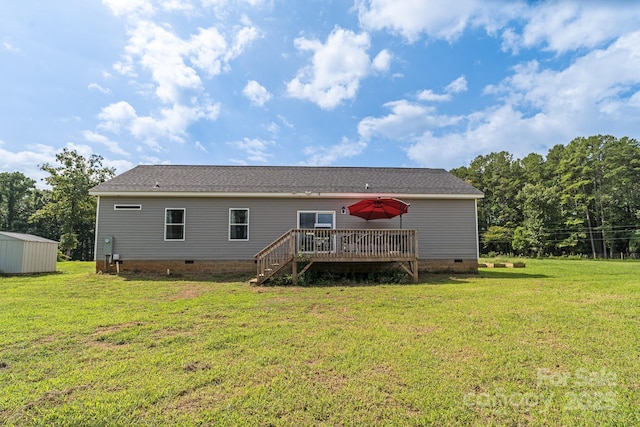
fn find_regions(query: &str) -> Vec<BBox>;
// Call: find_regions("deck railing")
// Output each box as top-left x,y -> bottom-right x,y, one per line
255,229 -> 418,284
294,228 -> 418,259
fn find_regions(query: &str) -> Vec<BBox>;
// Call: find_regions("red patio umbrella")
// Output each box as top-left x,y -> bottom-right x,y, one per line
348,198 -> 410,227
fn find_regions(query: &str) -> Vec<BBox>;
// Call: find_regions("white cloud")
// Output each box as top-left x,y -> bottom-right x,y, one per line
129,102 -> 220,148
359,100 -> 461,141
88,83 -> 112,95
160,0 -> 195,13
507,2 -> 640,54
416,75 -> 467,102
119,21 -> 203,103
301,137 -> 367,166
94,4 -> 257,153
2,41 -> 20,53
391,30 -> 640,168
357,0 -> 522,43
195,140 -> 208,152
112,15 -> 258,104
104,158 -> 135,175
0,142 -> 57,185
356,1 -> 640,57
265,121 -> 280,135
201,0 -> 270,11
243,80 -> 272,107
278,114 -> 294,129
83,130 -> 130,156
97,101 -> 138,133
445,75 -> 467,94
187,26 -> 229,77
64,142 -> 95,159
227,137 -> 274,163
488,31 -> 640,117
97,99 -> 220,149
372,49 -> 391,72
102,0 -> 154,17
227,25 -> 260,61
416,90 -> 450,102
286,27 -> 376,109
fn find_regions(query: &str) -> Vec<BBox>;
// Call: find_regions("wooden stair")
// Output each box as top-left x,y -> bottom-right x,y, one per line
254,230 -> 296,284
255,228 -> 419,285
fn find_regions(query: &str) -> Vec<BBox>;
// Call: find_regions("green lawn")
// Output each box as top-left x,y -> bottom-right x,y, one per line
0,260 -> 638,426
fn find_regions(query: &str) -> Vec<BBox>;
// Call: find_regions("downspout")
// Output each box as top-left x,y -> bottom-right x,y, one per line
475,198 -> 480,260
93,196 -> 101,262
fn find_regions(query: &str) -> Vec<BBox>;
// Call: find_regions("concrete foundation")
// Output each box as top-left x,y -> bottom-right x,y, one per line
96,258 -> 479,277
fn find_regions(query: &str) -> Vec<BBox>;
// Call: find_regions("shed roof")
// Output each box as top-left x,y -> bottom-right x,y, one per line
0,232 -> 58,243
90,165 -> 483,198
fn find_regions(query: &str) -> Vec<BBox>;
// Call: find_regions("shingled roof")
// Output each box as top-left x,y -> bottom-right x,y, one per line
90,165 -> 483,198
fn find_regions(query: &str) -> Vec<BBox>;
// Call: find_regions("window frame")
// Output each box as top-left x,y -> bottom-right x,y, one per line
164,208 -> 186,241
297,210 -> 335,229
297,210 -> 336,253
229,208 -> 249,241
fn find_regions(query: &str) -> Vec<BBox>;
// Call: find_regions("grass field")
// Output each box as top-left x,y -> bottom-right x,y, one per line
0,259 -> 638,426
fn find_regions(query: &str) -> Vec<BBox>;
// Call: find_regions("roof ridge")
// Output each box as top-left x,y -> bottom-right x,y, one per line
134,164 -> 446,171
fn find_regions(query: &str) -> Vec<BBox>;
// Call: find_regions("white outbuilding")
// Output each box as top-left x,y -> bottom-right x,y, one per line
0,232 -> 58,274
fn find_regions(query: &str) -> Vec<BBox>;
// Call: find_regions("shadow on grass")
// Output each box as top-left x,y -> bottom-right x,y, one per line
259,273 -> 481,288
113,272 -> 254,284
478,270 -> 549,279
1,270 -> 64,278
105,269 -> 548,287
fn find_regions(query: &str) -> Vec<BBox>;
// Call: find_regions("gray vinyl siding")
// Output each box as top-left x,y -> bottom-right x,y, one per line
95,196 -> 478,261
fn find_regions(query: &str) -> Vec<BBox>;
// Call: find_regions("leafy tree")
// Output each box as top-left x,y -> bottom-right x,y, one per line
599,136 -> 640,255
0,172 -> 36,231
451,151 -> 523,240
482,225 -> 513,254
556,137 -> 598,257
23,188 -> 59,239
515,183 -> 560,256
520,153 -> 547,185
630,230 -> 640,255
452,134 -> 640,258
32,148 -> 115,260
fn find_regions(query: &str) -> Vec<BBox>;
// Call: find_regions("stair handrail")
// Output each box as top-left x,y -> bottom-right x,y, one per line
254,229 -> 295,259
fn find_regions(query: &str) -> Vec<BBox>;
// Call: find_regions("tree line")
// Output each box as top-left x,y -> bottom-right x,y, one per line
0,149 -> 114,260
450,135 -> 640,258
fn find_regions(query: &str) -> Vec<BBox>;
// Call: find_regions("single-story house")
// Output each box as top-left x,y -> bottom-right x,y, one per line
89,165 -> 484,282
0,232 -> 58,274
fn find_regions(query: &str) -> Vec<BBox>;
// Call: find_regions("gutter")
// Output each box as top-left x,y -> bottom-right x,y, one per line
89,191 -> 484,200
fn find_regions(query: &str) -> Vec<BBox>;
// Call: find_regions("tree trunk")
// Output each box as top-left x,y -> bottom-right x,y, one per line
585,206 -> 597,259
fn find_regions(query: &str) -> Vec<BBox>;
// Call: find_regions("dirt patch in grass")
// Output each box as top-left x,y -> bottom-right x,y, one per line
183,361 -> 211,372
409,325 -> 438,335
167,283 -> 211,301
92,322 -> 143,335
88,322 -> 144,348
532,329 -> 569,350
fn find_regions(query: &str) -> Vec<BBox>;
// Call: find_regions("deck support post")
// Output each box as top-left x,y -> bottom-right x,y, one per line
292,258 -> 297,285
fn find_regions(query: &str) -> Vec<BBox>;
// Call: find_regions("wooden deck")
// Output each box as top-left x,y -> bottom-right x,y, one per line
255,229 -> 418,284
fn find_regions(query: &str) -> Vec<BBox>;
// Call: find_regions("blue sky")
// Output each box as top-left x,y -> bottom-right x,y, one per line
2,1 -> 640,182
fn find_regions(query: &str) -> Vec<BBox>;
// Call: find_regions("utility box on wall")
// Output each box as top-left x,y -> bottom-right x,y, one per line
103,236 -> 113,256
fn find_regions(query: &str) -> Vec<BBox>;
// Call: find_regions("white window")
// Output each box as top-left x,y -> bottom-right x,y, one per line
165,208 -> 185,241
229,208 -> 249,241
298,211 -> 335,229
297,211 -> 335,252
